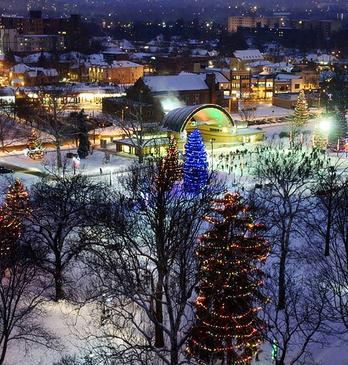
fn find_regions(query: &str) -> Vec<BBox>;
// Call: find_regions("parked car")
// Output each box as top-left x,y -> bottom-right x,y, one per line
0,166 -> 14,174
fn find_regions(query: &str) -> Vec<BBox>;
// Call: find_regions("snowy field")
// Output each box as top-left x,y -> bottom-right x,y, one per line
1,121 -> 348,365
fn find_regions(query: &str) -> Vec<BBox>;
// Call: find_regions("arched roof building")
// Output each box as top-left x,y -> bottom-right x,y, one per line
162,104 -> 235,133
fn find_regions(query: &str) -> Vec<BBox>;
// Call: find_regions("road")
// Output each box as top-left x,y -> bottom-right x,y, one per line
0,161 -> 47,178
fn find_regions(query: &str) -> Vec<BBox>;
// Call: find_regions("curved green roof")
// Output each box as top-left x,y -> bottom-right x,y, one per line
162,104 -> 235,132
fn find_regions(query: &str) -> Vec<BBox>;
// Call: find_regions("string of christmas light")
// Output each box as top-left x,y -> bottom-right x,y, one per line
0,178 -> 30,256
157,135 -> 182,191
27,128 -> 45,160
183,129 -> 208,194
187,193 -> 270,365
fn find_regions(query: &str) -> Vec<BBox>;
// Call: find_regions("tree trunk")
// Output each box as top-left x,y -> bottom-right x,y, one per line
154,276 -> 164,348
54,253 -> 64,301
56,141 -> 63,172
138,149 -> 144,164
170,341 -> 179,365
324,199 -> 333,257
277,229 -> 289,311
0,336 -> 9,365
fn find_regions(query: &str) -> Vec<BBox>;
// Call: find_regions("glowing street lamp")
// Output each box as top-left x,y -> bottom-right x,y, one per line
319,117 -> 333,133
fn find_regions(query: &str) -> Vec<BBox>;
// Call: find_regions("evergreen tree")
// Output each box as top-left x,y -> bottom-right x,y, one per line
76,110 -> 90,159
0,179 -> 29,255
157,136 -> 182,191
292,90 -> 310,129
187,193 -> 269,365
27,129 -> 45,160
329,110 -> 348,145
183,129 -> 208,194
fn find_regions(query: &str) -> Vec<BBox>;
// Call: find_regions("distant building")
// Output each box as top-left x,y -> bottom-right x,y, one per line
0,11 -> 83,54
274,73 -> 304,94
16,34 -> 65,53
231,50 -> 264,70
228,15 -> 341,37
228,16 -> 285,33
103,73 -> 225,122
289,19 -> 342,37
142,73 -> 223,113
88,61 -> 144,84
9,63 -> 59,86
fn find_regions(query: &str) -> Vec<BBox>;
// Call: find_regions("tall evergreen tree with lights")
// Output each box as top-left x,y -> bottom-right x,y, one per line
157,136 -> 182,191
292,90 -> 310,129
329,110 -> 348,145
27,129 -> 44,160
183,129 -> 208,194
187,193 -> 269,365
0,178 -> 29,255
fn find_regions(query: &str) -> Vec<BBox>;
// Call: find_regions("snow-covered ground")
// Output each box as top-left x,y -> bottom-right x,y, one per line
1,121 -> 348,365
5,301 -> 100,365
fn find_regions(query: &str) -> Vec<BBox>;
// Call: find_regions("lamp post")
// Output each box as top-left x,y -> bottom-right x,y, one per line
210,138 -> 216,170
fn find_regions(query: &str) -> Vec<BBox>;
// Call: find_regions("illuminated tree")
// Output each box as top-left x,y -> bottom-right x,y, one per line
187,193 -> 269,365
157,136 -> 182,191
27,129 -> 45,160
183,129 -> 208,194
291,90 -> 310,131
329,110 -> 348,145
0,178 -> 29,255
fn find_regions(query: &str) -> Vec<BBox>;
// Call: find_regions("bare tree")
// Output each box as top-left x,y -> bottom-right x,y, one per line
0,244 -> 57,364
238,103 -> 256,126
308,164 -> 347,256
0,100 -> 30,152
106,106 -> 161,163
261,271 -> 327,365
27,175 -> 109,301
79,160 -> 225,364
18,88 -> 77,174
252,145 -> 328,310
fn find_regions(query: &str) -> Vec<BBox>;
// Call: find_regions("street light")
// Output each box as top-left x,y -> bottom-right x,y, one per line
210,138 -> 216,170
319,117 -> 332,133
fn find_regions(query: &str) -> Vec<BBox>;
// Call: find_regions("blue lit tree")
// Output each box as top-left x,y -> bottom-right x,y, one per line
183,129 -> 208,194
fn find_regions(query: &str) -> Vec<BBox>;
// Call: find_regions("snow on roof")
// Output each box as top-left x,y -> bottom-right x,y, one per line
110,60 -> 142,68
12,63 -> 30,73
23,52 -> 51,64
276,73 -> 302,81
233,49 -> 264,61
143,74 -> 209,93
130,52 -> 154,59
14,55 -> 22,63
103,47 -> 125,55
191,49 -> 209,56
247,60 -> 272,67
120,39 -> 135,50
86,54 -> 107,66
179,71 -> 229,84
25,68 -> 58,78
59,52 -> 85,62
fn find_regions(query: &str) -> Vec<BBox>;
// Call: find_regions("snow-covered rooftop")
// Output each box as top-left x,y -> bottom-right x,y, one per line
233,49 -> 264,61
276,73 -> 302,81
110,60 -> 142,68
143,74 -> 209,93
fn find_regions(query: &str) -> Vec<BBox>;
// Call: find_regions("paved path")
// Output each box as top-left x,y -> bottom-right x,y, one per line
0,161 -> 47,178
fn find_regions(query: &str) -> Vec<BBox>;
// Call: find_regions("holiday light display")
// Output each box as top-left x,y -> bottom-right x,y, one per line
329,110 -> 348,145
183,129 -> 208,194
292,90 -> 310,128
187,193 -> 270,365
0,179 -> 29,255
157,136 -> 182,191
27,129 -> 45,160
